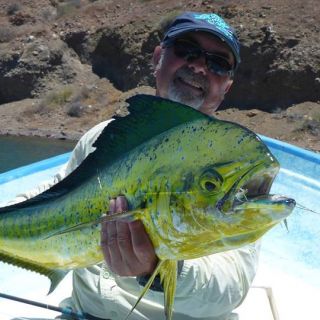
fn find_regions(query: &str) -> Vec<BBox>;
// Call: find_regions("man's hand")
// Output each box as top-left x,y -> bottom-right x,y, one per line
100,196 -> 158,276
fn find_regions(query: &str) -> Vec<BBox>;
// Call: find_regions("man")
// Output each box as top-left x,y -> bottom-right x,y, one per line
12,12 -> 260,320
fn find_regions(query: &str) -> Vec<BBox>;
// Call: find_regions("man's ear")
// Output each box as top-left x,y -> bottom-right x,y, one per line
152,45 -> 162,68
224,79 -> 234,94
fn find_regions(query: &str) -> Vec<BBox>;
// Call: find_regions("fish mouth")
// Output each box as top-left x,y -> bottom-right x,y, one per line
233,194 -> 296,213
216,160 -> 280,214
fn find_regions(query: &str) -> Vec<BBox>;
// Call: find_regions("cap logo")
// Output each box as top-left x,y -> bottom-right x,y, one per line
193,13 -> 234,41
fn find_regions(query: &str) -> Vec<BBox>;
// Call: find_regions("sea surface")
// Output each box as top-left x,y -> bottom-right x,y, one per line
0,135 -> 75,173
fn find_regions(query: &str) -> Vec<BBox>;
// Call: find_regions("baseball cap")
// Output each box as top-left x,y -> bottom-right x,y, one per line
162,12 -> 241,69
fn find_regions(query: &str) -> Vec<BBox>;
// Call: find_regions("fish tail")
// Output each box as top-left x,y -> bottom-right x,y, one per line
159,260 -> 178,320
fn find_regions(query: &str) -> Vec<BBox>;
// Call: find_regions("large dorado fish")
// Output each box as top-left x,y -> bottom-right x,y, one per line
0,94 -> 295,319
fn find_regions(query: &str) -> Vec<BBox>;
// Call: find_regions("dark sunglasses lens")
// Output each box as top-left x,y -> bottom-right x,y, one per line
207,55 -> 233,76
173,40 -> 234,76
173,41 -> 201,61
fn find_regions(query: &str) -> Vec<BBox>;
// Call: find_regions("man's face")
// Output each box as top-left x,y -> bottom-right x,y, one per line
153,32 -> 235,116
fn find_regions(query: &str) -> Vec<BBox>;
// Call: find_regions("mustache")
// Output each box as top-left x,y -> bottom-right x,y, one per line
175,66 -> 209,93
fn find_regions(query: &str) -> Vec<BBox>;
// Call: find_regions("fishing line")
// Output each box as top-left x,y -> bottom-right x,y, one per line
295,203 -> 319,214
97,175 -> 103,190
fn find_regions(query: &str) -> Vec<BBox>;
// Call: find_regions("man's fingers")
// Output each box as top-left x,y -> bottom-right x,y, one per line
116,221 -> 141,271
115,196 -> 128,213
129,220 -> 157,270
101,196 -> 157,276
101,198 -> 120,271
109,198 -> 116,214
102,196 -> 133,274
113,197 -> 142,272
101,218 -> 112,266
101,223 -> 119,272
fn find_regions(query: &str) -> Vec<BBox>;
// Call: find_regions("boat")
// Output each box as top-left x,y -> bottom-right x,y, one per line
0,136 -> 319,320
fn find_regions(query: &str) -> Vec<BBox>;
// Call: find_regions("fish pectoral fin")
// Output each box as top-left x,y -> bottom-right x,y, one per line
44,209 -> 145,240
159,260 -> 178,320
101,208 -> 145,222
125,260 -> 165,320
43,219 -> 102,239
125,259 -> 178,320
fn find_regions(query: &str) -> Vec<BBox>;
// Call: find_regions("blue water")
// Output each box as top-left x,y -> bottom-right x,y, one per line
0,135 -> 75,173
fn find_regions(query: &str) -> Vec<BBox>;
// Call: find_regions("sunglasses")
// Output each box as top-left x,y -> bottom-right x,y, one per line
168,39 -> 235,77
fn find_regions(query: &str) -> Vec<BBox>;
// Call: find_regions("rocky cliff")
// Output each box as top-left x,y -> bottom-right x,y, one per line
0,0 -> 319,151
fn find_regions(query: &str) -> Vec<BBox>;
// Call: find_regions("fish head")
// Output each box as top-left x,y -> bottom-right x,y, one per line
159,119 -> 296,258
185,159 -> 295,250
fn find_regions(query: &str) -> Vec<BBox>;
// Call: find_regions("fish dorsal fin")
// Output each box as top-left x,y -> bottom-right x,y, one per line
90,94 -> 208,173
0,95 -> 206,213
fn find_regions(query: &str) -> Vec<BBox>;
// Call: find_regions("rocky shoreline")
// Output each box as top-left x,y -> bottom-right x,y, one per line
0,0 -> 319,152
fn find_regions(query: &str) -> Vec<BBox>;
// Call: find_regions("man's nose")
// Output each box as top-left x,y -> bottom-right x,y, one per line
187,56 -> 207,75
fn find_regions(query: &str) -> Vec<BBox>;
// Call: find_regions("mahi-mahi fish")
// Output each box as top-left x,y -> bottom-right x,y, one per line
0,94 -> 295,320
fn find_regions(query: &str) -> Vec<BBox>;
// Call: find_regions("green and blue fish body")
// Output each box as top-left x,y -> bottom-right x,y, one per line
0,95 -> 295,320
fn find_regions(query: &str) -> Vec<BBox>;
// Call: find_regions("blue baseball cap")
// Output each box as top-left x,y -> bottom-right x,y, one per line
162,12 -> 241,69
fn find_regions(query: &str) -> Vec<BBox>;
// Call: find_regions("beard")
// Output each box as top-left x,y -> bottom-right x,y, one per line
167,66 -> 209,110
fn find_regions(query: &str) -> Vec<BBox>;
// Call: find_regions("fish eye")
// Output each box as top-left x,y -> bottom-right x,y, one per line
199,168 -> 223,193
204,181 -> 216,191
